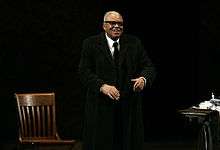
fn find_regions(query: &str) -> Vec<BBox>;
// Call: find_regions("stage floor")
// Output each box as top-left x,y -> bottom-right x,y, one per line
1,140 -> 196,150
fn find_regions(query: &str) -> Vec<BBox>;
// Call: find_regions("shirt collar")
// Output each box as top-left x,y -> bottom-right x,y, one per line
105,33 -> 119,48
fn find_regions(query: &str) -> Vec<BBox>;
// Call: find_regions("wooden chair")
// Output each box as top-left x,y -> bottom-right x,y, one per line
15,92 -> 77,150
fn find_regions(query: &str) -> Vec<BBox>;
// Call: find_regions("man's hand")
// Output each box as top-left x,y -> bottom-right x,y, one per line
131,77 -> 145,92
100,84 -> 120,101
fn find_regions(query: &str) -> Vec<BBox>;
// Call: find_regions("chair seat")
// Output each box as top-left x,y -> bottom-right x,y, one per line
20,139 -> 76,144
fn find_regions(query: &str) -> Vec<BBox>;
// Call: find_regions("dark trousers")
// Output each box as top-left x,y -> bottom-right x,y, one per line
113,98 -> 128,150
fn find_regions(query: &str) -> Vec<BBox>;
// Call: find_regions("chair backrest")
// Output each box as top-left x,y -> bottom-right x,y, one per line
15,92 -> 58,142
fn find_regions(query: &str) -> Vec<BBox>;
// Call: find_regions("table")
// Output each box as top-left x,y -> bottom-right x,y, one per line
179,108 -> 220,150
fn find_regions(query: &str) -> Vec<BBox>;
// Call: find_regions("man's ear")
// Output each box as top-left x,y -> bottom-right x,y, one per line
102,23 -> 107,31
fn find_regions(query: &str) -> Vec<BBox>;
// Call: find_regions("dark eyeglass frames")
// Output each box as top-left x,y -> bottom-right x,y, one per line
104,21 -> 123,27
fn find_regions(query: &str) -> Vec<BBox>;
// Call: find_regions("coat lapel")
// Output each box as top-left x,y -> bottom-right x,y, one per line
97,33 -> 115,66
119,36 -> 128,67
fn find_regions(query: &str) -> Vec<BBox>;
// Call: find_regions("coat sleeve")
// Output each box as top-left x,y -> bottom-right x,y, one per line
136,39 -> 156,87
78,39 -> 105,94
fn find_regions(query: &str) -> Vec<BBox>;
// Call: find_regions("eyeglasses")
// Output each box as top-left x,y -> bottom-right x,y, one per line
104,21 -> 123,27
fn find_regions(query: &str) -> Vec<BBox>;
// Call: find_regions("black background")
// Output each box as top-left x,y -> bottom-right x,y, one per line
0,0 -> 217,144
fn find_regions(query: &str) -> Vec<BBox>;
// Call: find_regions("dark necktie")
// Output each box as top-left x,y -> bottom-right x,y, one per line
113,42 -> 119,65
113,42 -> 120,89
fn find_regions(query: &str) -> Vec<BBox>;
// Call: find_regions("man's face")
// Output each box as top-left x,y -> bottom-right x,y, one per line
103,13 -> 123,41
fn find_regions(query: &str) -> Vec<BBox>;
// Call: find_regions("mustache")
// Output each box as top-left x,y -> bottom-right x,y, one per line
110,27 -> 123,31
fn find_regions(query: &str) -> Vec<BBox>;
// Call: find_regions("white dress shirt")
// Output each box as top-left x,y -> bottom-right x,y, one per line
105,33 -> 119,57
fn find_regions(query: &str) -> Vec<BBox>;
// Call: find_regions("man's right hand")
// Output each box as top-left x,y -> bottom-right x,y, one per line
100,84 -> 120,101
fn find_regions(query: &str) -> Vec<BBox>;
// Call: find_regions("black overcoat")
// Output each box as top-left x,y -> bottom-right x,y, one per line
79,32 -> 156,150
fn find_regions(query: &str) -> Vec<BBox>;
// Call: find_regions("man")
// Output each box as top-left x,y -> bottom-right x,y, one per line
79,10 -> 156,150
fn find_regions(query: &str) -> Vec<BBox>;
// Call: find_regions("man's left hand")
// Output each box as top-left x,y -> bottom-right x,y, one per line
131,77 -> 145,92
